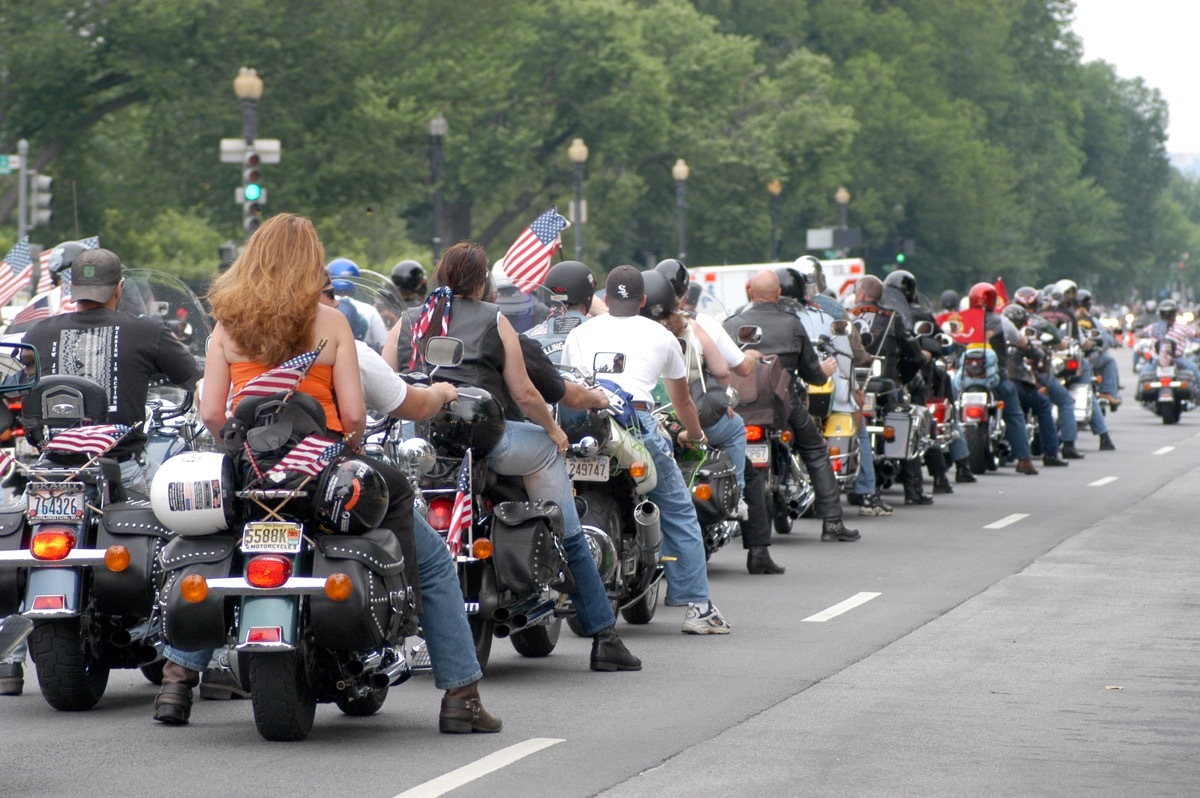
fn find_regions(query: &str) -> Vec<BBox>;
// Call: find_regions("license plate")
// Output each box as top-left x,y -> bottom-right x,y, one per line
961,391 -> 988,405
861,393 -> 876,414
28,486 -> 85,522
747,444 -> 769,466
1157,366 -> 1176,378
567,455 -> 610,482
241,522 -> 303,554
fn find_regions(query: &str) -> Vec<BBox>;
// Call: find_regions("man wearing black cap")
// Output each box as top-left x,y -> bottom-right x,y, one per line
563,265 -> 732,635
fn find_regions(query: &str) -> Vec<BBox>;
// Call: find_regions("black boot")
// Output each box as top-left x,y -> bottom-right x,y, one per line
0,661 -> 22,696
1042,453 -> 1069,467
955,460 -> 977,483
154,661 -> 199,726
904,481 -> 934,505
1099,433 -> 1115,451
746,546 -> 785,575
932,475 -> 953,494
440,680 -> 503,733
1061,441 -> 1084,460
821,517 -> 861,542
590,626 -> 641,672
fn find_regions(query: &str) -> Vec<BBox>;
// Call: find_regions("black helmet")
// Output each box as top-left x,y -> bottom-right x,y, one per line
45,241 -> 89,284
775,266 -> 807,302
640,270 -> 677,322
1014,286 -> 1040,311
683,283 -> 703,311
544,260 -> 596,308
1159,299 -> 1179,320
313,458 -> 389,535
1002,303 -> 1029,327
1076,288 -> 1093,309
884,269 -> 918,304
391,260 -> 427,294
793,255 -> 827,293
939,289 -> 959,311
430,386 -> 506,458
653,259 -> 689,299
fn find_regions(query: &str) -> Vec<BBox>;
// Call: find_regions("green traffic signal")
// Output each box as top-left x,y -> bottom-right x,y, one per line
244,182 -> 263,202
895,252 -> 906,264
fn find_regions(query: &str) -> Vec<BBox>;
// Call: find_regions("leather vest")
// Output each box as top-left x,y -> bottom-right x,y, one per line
435,299 -> 509,407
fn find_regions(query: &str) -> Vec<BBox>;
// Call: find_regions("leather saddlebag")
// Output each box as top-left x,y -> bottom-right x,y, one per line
160,536 -> 237,651
94,500 -> 172,616
310,527 -> 413,651
491,500 -> 572,595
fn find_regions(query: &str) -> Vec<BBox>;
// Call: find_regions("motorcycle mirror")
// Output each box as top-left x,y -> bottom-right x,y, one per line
593,352 -> 626,375
736,325 -> 763,346
0,342 -> 39,394
858,330 -> 874,349
1041,333 -> 1055,344
423,336 -> 465,369
913,320 -> 935,336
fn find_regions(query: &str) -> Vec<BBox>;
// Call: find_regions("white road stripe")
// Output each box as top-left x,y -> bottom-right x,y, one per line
1153,446 -> 1175,455
394,738 -> 564,798
1089,476 -> 1119,487
984,513 -> 1029,530
801,592 -> 881,623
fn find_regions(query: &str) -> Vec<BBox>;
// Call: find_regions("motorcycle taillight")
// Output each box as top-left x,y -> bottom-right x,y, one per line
745,425 -> 765,442
963,405 -> 986,421
30,527 -> 76,560
427,498 -> 454,532
246,555 -> 293,588
1066,359 -> 1079,371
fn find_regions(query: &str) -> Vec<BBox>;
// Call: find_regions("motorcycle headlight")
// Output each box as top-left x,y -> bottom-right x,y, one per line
398,438 -> 436,477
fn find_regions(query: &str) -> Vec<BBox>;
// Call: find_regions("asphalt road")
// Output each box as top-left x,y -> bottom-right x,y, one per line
5,353 -> 1199,798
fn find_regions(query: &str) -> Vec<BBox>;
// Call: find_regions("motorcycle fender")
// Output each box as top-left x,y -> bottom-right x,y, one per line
0,507 -> 25,615
237,595 -> 299,649
92,501 -> 170,617
23,568 -> 83,616
823,412 -> 857,438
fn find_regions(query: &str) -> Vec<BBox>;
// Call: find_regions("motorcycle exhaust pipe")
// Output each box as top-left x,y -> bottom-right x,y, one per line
509,599 -> 557,631
493,623 -> 511,639
633,500 -> 662,552
135,644 -> 161,665
370,657 -> 411,689
345,649 -> 384,677
493,595 -> 545,624
110,629 -> 132,647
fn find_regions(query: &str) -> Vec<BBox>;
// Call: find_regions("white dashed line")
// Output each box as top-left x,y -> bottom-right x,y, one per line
801,592 -> 881,623
984,513 -> 1029,530
1089,476 -> 1119,487
394,738 -> 565,798
1153,446 -> 1175,455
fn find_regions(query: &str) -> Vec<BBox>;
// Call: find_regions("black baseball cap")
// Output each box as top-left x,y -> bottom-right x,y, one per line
605,265 -> 645,317
70,249 -> 122,303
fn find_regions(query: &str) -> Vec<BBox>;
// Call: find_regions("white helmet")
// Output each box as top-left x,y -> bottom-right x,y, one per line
150,451 -> 236,535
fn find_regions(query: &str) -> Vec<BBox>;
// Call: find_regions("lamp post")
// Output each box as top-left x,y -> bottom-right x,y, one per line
568,138 -> 589,261
233,67 -> 264,144
767,179 -> 782,261
835,185 -> 850,229
429,114 -> 448,263
673,158 -> 690,261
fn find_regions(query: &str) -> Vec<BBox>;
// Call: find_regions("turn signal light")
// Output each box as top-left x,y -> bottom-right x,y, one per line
104,545 -> 130,572
31,528 -> 75,561
779,430 -> 793,444
246,555 -> 293,588
828,446 -> 841,457
996,401 -> 1005,410
883,426 -> 896,442
629,462 -> 648,479
472,538 -> 494,560
181,574 -> 209,603
831,458 -> 843,473
745,425 -> 765,442
427,498 -> 454,532
324,573 -> 353,602
693,484 -> 713,501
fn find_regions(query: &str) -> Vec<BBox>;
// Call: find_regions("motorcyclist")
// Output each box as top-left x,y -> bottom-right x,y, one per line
1141,299 -> 1200,396
1014,287 -> 1085,460
940,289 -> 960,313
1001,304 -> 1069,467
527,259 -> 597,363
327,258 -> 388,350
724,270 -> 861,541
564,265 -> 736,632
793,255 -> 845,319
1061,279 -> 1122,409
391,259 -> 428,306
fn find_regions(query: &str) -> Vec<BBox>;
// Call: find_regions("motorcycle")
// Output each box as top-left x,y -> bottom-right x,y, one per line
809,322 -> 862,488
1135,347 -> 1194,424
953,347 -> 1008,475
1052,332 -> 1099,427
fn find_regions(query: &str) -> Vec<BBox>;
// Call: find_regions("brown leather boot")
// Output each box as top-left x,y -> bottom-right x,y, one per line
154,661 -> 199,725
439,680 -> 502,734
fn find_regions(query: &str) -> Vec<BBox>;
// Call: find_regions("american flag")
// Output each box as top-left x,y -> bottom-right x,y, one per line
265,434 -> 345,480
10,296 -> 50,326
0,449 -> 14,475
233,348 -> 322,402
37,236 -> 99,295
446,450 -> 473,557
501,208 -> 569,293
43,424 -> 131,457
0,237 -> 34,307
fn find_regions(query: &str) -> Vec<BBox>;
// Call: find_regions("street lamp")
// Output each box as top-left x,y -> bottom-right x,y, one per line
673,158 -> 690,261
835,185 -> 851,229
767,179 -> 783,261
233,67 -> 264,144
568,137 -> 589,261
429,114 -> 448,263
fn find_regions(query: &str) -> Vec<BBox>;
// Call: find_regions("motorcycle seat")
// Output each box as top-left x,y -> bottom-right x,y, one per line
865,377 -> 898,396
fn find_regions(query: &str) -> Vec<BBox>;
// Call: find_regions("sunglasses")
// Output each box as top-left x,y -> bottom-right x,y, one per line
322,288 -> 336,299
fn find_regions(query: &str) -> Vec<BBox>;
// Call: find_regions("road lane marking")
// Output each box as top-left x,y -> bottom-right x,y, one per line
984,513 -> 1029,529
394,738 -> 564,798
1089,476 -> 1119,487
1153,446 -> 1175,455
801,592 -> 881,623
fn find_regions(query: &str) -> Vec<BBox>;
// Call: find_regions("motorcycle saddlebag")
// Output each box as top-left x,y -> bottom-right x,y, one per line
0,506 -> 25,615
491,500 -> 571,596
310,527 -> 414,651
93,500 -> 172,616
679,449 -> 739,526
881,409 -> 917,460
160,535 -> 237,652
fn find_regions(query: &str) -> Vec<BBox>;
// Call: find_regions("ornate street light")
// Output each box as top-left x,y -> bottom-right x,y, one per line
429,114 -> 448,263
568,138 -> 589,261
767,179 -> 783,261
233,67 -> 264,144
673,158 -> 690,261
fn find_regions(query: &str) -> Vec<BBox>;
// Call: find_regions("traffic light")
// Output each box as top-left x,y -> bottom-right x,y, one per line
239,148 -> 266,235
29,171 -> 53,229
895,252 -> 906,266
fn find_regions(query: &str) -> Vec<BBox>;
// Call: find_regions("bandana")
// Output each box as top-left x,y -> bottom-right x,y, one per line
410,286 -> 454,370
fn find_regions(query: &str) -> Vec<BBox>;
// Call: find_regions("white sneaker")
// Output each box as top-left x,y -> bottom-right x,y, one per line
734,498 -> 750,521
681,601 -> 732,635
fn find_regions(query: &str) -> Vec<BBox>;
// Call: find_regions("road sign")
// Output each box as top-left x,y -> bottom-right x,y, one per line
220,138 -> 281,163
0,154 -> 19,175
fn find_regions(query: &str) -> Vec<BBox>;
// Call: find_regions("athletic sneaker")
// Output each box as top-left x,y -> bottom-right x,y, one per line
681,601 -> 732,635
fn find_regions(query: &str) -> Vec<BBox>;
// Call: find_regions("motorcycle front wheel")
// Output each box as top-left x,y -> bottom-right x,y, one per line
30,617 -> 109,711
247,650 -> 317,741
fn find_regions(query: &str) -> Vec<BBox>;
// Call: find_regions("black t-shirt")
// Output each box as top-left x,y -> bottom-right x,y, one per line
507,334 -> 566,420
24,306 -> 203,457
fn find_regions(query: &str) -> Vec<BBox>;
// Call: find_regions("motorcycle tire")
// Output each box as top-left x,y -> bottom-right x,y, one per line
29,618 -> 109,711
469,616 -> 494,671
140,660 -> 166,685
247,650 -> 317,742
621,578 -> 660,625
336,683 -> 389,717
510,618 -> 561,658
1161,402 -> 1180,425
965,425 -> 990,475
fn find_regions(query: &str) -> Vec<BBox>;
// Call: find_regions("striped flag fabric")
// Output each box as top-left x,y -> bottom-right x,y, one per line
233,348 -> 322,402
39,236 -> 99,297
446,450 -> 473,557
10,296 -> 51,326
43,424 -> 131,457
264,434 -> 345,480
0,449 -> 14,476
0,237 -> 34,307
500,208 -> 569,293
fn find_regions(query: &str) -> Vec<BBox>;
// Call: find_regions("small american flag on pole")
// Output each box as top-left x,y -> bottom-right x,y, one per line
501,208 -> 569,293
37,236 -> 99,295
0,237 -> 34,307
0,449 -> 14,476
10,296 -> 51,326
265,434 -> 345,480
233,348 -> 322,402
43,424 -> 131,457
446,450 -> 473,557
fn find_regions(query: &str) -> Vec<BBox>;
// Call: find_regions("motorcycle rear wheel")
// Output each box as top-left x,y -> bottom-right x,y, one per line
965,424 -> 990,475
620,578 -> 660,625
510,618 -> 561,658
247,650 -> 317,741
336,683 -> 389,716
469,616 -> 494,671
140,659 -> 166,685
29,618 -> 109,711
1161,402 -> 1180,424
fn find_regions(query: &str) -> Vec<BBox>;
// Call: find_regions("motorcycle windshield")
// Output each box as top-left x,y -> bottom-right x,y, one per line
495,280 -> 552,334
119,270 -> 212,368
880,285 -> 915,330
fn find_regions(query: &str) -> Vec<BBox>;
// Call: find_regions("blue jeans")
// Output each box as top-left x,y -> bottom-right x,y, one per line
853,426 -> 876,494
1091,350 -> 1121,396
166,510 -> 487,686
1014,381 -> 1059,455
636,410 -> 710,607
703,409 -> 747,491
993,379 -> 1032,460
488,420 -> 615,636
1038,374 -> 1078,443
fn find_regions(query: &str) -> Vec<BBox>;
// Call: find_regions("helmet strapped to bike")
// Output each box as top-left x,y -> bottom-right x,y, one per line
774,266 -> 807,302
150,452 -> 238,535
968,282 -> 998,311
640,270 -> 677,322
544,260 -> 596,309
793,255 -> 827,293
326,257 -> 360,278
884,269 -> 918,304
313,458 -> 389,535
653,258 -> 689,299
430,386 -> 506,458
